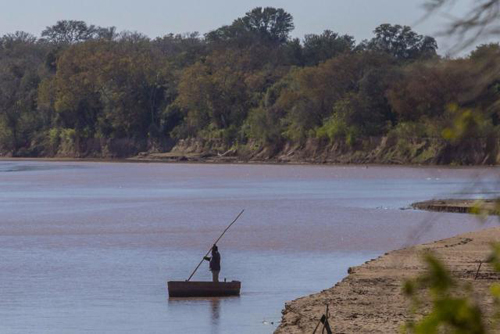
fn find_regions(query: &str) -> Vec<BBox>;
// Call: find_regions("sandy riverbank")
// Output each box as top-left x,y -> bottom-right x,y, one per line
275,227 -> 500,333
412,199 -> 500,215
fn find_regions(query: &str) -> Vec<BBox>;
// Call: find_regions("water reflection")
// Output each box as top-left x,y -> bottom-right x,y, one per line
210,298 -> 220,334
168,297 -> 224,334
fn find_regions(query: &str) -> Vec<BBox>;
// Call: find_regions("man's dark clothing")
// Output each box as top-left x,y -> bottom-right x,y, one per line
209,251 -> 221,271
204,248 -> 221,282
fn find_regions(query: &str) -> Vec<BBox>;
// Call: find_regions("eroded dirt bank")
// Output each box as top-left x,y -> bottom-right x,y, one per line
132,136 -> 500,166
6,135 -> 500,166
275,227 -> 500,333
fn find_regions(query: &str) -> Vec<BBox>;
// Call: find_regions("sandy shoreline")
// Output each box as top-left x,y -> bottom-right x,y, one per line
275,226 -> 500,333
412,199 -> 500,215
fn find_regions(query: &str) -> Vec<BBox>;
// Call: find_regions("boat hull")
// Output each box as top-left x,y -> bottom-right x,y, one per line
168,281 -> 241,297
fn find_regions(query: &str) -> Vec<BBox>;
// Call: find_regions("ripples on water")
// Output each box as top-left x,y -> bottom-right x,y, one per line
0,161 -> 498,333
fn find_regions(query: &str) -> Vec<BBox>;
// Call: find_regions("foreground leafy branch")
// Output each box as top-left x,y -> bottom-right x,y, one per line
404,253 -> 487,333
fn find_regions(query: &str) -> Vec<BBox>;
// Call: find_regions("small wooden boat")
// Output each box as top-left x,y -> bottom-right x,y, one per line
168,280 -> 241,297
169,211 -> 245,298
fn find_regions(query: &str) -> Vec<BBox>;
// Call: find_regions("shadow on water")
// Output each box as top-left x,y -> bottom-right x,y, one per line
0,162 -> 87,173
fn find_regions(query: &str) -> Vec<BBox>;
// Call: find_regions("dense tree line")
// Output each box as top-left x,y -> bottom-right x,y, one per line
0,7 -> 498,158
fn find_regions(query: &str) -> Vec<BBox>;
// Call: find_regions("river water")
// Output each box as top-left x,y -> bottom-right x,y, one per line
0,161 -> 498,333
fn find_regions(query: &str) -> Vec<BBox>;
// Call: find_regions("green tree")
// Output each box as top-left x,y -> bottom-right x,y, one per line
0,32 -> 48,155
42,20 -> 102,44
206,7 -> 294,47
153,32 -> 207,68
302,30 -> 355,66
469,43 -> 500,61
362,24 -> 438,61
240,7 -> 294,44
52,39 -> 173,155
263,51 -> 394,142
173,47 -> 271,141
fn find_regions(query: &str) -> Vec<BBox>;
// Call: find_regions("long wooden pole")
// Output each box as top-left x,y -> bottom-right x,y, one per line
187,209 -> 245,281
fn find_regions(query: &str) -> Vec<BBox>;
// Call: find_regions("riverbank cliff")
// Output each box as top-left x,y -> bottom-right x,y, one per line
5,135 -> 499,166
132,136 -> 500,165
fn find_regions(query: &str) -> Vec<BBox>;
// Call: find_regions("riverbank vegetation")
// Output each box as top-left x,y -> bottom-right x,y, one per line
1,7 -> 499,163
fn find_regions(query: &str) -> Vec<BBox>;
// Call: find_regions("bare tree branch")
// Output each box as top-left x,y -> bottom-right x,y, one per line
425,0 -> 500,52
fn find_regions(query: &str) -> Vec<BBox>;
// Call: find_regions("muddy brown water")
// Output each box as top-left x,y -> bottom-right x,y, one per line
0,161 -> 498,333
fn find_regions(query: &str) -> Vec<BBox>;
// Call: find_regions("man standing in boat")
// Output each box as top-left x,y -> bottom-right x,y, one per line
204,245 -> 221,282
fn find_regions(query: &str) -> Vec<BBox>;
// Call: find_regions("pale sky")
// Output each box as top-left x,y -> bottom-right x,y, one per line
0,0 -> 485,54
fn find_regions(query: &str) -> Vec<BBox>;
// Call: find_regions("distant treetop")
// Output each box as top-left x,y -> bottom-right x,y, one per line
41,20 -> 116,45
361,24 -> 438,61
206,7 -> 294,46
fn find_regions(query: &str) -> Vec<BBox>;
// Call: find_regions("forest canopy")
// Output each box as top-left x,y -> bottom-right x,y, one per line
0,7 -> 498,160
